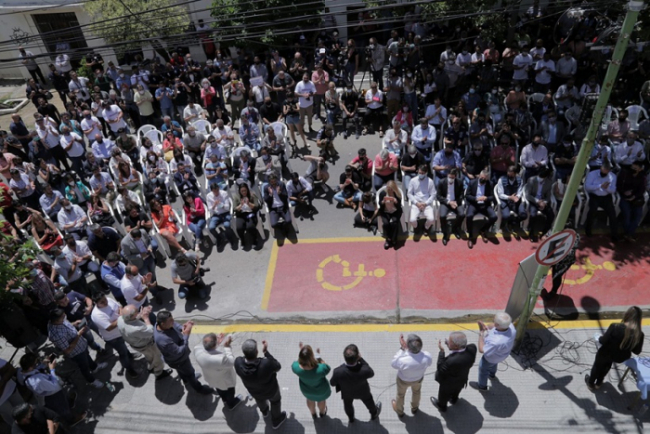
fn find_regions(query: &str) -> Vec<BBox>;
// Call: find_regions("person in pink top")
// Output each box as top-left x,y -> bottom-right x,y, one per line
311,63 -> 330,122
374,149 -> 398,190
182,192 -> 206,252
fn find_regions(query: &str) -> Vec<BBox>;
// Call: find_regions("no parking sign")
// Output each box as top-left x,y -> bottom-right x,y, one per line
535,229 -> 578,266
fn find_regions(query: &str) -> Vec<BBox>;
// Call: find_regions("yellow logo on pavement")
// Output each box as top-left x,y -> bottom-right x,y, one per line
316,255 -> 386,291
562,258 -> 616,285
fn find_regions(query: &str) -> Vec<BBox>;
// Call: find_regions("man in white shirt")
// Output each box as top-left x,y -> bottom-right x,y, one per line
120,265 -> 156,309
68,71 -> 91,103
470,312 -> 516,391
584,162 -> 618,241
364,82 -> 385,137
383,120 -> 408,157
555,52 -> 577,79
295,72 -> 317,133
59,126 -> 86,176
62,235 -> 100,281
117,305 -> 172,380
55,53 -> 72,76
57,199 -> 88,240
520,135 -> 548,181
35,115 -> 71,171
391,334 -> 432,417
411,117 -> 437,162
424,97 -> 447,129
130,66 -> 150,91
183,101 -> 205,124
211,120 -> 235,150
407,165 -> 436,235
194,333 -> 243,410
455,47 -> 472,76
91,293 -> 139,378
512,46 -> 533,82
81,110 -> 103,141
530,39 -> 546,60
207,183 -> 234,245
554,78 -> 579,112
534,52 -> 555,93
614,131 -> 646,168
102,102 -> 128,136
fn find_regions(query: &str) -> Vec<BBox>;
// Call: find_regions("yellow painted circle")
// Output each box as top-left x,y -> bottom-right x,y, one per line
603,261 -> 616,271
373,268 -> 386,278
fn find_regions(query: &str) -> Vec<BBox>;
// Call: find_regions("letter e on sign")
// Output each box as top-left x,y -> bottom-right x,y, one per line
535,229 -> 577,266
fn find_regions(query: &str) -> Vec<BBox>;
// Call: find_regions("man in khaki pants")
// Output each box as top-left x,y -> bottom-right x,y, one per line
391,334 -> 433,417
117,305 -> 172,380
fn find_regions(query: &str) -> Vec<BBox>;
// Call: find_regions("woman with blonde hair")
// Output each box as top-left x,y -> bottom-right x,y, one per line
585,306 -> 644,391
291,343 -> 331,419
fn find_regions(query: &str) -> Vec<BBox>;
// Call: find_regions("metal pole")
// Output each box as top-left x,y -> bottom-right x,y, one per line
514,0 -> 645,348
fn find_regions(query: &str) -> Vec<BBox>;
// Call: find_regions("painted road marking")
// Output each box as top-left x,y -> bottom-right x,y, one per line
563,258 -> 616,285
316,254 -> 386,291
193,318 -> 650,334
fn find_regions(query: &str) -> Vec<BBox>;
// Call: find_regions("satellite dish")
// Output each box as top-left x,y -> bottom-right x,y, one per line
554,7 -> 612,45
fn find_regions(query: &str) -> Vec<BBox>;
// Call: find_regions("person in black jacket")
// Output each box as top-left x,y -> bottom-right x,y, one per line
234,339 -> 287,429
436,168 -> 465,245
329,344 -> 382,424
465,169 -> 497,249
431,332 -> 477,412
263,173 -> 292,234
586,306 -> 644,391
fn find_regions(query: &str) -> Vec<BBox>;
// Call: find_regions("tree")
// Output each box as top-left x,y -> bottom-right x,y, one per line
210,0 -> 325,49
84,0 -> 190,62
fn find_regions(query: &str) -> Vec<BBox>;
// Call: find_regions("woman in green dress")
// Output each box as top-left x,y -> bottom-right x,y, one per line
291,343 -> 331,418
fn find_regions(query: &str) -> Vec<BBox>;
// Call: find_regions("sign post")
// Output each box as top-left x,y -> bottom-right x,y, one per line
513,0 -> 645,349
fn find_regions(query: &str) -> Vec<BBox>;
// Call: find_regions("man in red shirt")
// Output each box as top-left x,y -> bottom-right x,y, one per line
349,148 -> 373,192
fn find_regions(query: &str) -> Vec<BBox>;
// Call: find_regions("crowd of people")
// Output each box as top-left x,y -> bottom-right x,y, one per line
0,306 -> 644,432
1,3 -> 649,431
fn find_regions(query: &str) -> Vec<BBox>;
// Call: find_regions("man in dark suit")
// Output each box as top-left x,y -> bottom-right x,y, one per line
431,331 -> 477,412
436,168 -> 465,245
233,149 -> 257,183
262,173 -> 293,235
465,168 -> 498,248
234,339 -> 287,429
173,162 -> 201,197
330,344 -> 382,424
524,166 -> 554,242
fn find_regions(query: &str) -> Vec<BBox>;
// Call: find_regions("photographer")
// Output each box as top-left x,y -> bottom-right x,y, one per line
367,38 -> 385,89
316,124 -> 338,161
340,81 -> 361,139
171,252 -> 210,300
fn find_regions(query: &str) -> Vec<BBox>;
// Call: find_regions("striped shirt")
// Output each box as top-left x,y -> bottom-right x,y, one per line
48,320 -> 87,357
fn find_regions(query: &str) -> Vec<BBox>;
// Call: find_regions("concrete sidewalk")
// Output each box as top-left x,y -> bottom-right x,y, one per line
1,320 -> 649,434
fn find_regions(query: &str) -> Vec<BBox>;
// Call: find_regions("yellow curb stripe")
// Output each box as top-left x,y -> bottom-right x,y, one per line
260,242 -> 278,311
193,318 -> 650,335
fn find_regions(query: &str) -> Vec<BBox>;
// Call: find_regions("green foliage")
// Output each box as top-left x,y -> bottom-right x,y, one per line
0,237 -> 40,310
75,64 -> 95,81
210,0 -> 325,49
84,0 -> 190,56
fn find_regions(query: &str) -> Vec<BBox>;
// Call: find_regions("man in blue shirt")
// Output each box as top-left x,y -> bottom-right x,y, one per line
432,143 -> 462,187
156,82 -> 176,120
100,252 -> 127,306
471,312 -> 516,391
161,116 -> 183,139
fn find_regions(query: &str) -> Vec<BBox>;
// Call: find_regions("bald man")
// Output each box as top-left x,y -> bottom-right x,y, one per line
117,305 -> 171,380
430,331 -> 477,412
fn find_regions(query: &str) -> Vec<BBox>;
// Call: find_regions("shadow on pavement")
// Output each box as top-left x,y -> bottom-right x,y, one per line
154,375 -> 185,405
401,410 -> 444,433
263,412 -> 304,433
480,377 -> 519,418
314,415 -> 389,433
223,402 -> 260,433
440,398 -> 484,434
185,388 -> 219,421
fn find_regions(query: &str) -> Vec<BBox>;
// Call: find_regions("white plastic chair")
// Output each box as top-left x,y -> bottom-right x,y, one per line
144,129 -> 164,147
137,124 -> 157,138
625,105 -> 649,131
191,119 -> 212,135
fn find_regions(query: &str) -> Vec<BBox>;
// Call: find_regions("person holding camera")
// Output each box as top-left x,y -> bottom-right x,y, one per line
367,38 -> 385,90
340,81 -> 361,139
171,252 -> 209,300
316,124 -> 338,161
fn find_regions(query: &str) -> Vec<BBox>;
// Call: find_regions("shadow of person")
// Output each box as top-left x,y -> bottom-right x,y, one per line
441,399 -> 484,434
222,400 -> 260,433
481,377 -> 519,418
402,410 -> 444,433
541,292 -> 579,321
580,296 -> 602,322
185,387 -> 219,421
183,282 -> 214,313
314,415 -> 389,434
123,359 -> 151,388
596,380 -> 643,415
263,412 -> 305,433
154,374 -> 185,405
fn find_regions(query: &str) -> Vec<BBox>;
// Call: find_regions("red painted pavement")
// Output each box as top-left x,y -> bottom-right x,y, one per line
266,236 -> 650,313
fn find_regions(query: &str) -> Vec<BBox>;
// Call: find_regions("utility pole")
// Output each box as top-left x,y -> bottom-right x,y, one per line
514,0 -> 645,348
